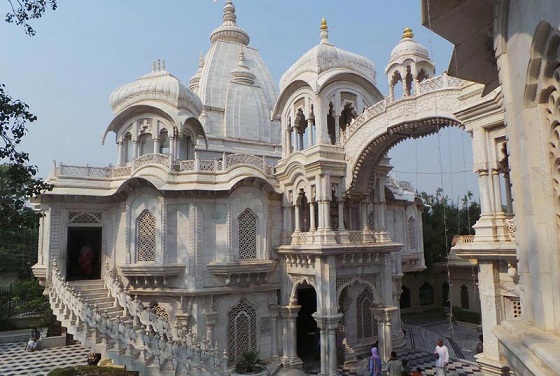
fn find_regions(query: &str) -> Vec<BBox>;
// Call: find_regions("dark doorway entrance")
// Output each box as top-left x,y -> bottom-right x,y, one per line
296,284 -> 318,368
66,227 -> 102,281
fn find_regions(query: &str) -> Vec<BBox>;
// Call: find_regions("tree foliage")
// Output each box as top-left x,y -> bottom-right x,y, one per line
421,189 -> 481,267
1,0 -> 54,227
5,0 -> 57,36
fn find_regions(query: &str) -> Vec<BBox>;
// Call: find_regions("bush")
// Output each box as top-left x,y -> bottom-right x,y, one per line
234,351 -> 265,374
47,366 -> 139,376
452,306 -> 481,324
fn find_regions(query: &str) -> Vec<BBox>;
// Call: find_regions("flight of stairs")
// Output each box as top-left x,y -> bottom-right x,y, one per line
50,279 -> 179,375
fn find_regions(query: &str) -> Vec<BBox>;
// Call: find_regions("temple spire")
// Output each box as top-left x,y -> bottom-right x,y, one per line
210,0 -> 250,45
320,17 -> 329,44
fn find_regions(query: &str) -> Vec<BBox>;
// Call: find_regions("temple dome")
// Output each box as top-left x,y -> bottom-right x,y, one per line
280,18 -> 376,92
389,28 -> 430,62
110,59 -> 202,115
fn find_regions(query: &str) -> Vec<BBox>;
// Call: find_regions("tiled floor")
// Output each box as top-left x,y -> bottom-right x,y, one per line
0,341 -> 90,376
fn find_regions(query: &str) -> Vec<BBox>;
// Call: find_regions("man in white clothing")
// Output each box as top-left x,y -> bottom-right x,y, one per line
433,339 -> 449,376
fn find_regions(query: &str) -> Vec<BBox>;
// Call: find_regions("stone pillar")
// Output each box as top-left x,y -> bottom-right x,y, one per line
475,261 -> 507,375
337,198 -> 345,230
133,140 -> 139,159
269,306 -> 280,359
153,136 -> 160,154
371,307 -> 398,362
313,313 -> 343,376
117,141 -> 124,166
491,169 -> 503,215
503,172 -> 513,215
310,201 -> 316,232
376,174 -> 390,242
203,311 -> 218,345
334,115 -> 341,145
282,203 -> 293,244
280,305 -> 302,368
307,118 -> 314,148
169,134 -> 176,157
478,169 -> 493,215
285,126 -> 292,157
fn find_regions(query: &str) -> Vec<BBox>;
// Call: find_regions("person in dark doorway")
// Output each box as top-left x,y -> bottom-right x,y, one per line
78,244 -> 95,276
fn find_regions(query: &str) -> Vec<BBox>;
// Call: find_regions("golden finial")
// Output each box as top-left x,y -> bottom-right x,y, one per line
320,17 -> 328,30
402,27 -> 414,39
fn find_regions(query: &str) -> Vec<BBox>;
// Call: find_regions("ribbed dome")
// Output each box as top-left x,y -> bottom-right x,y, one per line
280,19 -> 375,92
209,0 -> 250,46
110,59 -> 202,114
389,28 -> 430,62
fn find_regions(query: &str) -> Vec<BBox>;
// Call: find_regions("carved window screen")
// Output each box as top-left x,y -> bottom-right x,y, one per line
69,212 -> 102,224
238,209 -> 257,260
227,299 -> 257,363
137,211 -> 156,262
368,210 -> 375,231
357,287 -> 376,339
408,217 -> 416,249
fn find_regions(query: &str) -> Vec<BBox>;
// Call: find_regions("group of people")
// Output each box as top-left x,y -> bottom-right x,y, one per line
369,339 -> 450,376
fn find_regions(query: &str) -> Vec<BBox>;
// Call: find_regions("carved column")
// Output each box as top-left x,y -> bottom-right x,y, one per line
313,313 -> 343,376
309,201 -> 316,232
117,141 -> 124,166
475,261 -> 506,375
203,311 -> 218,345
307,118 -> 314,148
269,305 -> 280,359
371,307 -> 398,362
133,140 -> 139,159
280,305 -> 302,368
153,136 -> 160,154
334,115 -> 341,145
375,173 -> 390,242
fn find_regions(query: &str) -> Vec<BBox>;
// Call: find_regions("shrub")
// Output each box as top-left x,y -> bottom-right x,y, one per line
234,351 -> 265,374
452,306 -> 481,324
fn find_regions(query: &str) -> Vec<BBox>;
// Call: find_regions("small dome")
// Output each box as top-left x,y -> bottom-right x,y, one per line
189,54 -> 205,92
280,18 -> 375,91
389,28 -> 430,62
209,0 -> 250,46
231,49 -> 255,84
110,59 -> 202,115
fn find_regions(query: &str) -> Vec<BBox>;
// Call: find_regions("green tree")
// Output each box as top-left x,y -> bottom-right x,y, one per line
1,0 -> 55,227
5,0 -> 57,36
421,189 -> 480,266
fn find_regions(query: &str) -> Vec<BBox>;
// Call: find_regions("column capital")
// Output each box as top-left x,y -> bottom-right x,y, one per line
312,313 -> 344,330
280,304 -> 301,318
203,310 -> 219,325
370,306 -> 398,322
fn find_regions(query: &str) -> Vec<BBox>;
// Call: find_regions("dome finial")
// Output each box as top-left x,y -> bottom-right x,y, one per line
223,0 -> 237,25
402,27 -> 414,39
320,17 -> 329,44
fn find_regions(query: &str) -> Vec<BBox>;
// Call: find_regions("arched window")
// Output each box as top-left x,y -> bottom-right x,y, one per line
356,287 -> 376,339
137,211 -> 156,262
227,299 -> 257,363
408,217 -> 416,249
419,282 -> 433,305
400,285 -> 411,308
368,210 -> 375,232
138,133 -> 153,156
159,129 -> 170,154
238,209 -> 257,260
461,285 -> 470,309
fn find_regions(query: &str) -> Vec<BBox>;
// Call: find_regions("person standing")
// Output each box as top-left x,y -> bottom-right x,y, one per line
369,347 -> 382,376
433,339 -> 449,376
386,351 -> 402,376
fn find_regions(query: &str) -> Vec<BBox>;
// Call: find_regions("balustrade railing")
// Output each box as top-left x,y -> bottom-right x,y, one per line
49,261 -> 228,375
54,153 -> 275,179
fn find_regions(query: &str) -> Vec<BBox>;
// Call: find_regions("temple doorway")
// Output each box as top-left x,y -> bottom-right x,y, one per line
296,283 -> 319,368
66,227 -> 102,281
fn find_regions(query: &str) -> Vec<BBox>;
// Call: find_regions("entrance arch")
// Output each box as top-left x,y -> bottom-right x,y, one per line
295,281 -> 318,365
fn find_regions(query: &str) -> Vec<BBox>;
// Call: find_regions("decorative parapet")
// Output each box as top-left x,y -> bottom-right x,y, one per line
206,260 -> 277,286
53,153 -> 275,179
118,263 -> 185,287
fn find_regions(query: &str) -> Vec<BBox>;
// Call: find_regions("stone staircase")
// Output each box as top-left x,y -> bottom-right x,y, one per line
49,272 -> 226,376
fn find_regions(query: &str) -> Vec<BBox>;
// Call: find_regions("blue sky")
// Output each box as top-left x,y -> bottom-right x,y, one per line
1,0 -> 477,199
